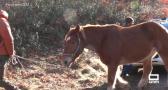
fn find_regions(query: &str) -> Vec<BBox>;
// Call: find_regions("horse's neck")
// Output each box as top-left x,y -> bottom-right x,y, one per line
86,44 -> 96,51
83,27 -> 105,51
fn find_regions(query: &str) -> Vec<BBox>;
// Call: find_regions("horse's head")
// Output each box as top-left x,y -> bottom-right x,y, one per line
62,25 -> 85,67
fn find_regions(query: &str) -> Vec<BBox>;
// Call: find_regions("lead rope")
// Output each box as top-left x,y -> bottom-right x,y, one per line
10,55 -> 67,69
9,56 -> 18,65
9,55 -> 26,71
8,55 -> 75,81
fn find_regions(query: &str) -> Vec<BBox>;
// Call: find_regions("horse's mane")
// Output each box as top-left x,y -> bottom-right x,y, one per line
81,22 -> 152,30
80,24 -> 124,32
82,24 -> 120,28
68,21 -> 164,35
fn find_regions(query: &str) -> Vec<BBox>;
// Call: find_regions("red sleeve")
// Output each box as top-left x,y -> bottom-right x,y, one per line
0,18 -> 14,57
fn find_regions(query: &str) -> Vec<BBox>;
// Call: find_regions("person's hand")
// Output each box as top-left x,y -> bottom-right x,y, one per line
9,50 -> 18,64
10,50 -> 16,58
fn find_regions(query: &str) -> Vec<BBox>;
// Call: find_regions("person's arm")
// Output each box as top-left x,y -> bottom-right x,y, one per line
0,18 -> 14,57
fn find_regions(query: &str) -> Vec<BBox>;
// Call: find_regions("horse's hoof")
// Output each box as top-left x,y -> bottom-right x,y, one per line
107,86 -> 116,90
138,79 -> 148,88
137,87 -> 143,90
117,83 -> 130,90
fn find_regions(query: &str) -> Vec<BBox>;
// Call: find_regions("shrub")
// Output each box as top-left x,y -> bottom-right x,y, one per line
0,0 -> 163,56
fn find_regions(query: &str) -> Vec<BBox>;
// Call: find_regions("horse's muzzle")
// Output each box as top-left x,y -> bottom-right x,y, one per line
61,56 -> 73,67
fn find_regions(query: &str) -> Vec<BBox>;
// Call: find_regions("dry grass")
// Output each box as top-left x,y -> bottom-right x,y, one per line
3,49 -> 108,90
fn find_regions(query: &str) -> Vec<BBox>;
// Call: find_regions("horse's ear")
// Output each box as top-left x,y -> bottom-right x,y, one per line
75,24 -> 80,32
70,25 -> 75,28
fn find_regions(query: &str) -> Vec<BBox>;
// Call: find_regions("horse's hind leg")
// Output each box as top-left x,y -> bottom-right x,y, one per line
158,45 -> 168,86
159,52 -> 168,71
138,59 -> 153,88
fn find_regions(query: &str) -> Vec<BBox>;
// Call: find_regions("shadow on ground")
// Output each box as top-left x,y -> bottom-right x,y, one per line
83,65 -> 168,90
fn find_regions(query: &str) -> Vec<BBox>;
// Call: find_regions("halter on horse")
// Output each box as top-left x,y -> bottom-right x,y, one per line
62,25 -> 85,67
62,22 -> 168,90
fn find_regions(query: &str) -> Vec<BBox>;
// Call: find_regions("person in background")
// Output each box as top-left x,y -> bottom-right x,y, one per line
160,13 -> 168,29
0,10 -> 20,90
124,17 -> 134,26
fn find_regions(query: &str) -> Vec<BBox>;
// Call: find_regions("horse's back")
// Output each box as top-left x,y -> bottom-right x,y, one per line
118,22 -> 167,63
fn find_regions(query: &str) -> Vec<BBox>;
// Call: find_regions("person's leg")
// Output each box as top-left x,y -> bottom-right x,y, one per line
0,56 -> 20,90
0,56 -> 6,85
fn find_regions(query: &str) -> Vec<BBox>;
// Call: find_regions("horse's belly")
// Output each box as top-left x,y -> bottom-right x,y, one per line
119,48 -> 157,64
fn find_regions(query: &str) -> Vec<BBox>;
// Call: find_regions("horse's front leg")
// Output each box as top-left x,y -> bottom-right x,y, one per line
115,65 -> 129,89
107,65 -> 118,90
138,59 -> 153,89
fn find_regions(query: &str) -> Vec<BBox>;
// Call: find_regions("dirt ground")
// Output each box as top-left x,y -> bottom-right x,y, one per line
0,50 -> 167,90
84,65 -> 168,90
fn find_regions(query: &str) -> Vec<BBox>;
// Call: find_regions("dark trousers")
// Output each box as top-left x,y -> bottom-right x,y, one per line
0,56 -> 19,90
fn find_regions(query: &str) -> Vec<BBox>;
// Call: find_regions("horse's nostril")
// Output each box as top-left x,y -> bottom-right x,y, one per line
64,61 -> 68,65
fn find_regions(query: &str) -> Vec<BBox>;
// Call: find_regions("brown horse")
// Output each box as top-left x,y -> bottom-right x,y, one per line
62,22 -> 168,90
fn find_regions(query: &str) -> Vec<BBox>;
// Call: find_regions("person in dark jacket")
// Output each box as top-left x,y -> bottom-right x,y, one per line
0,9 -> 20,90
